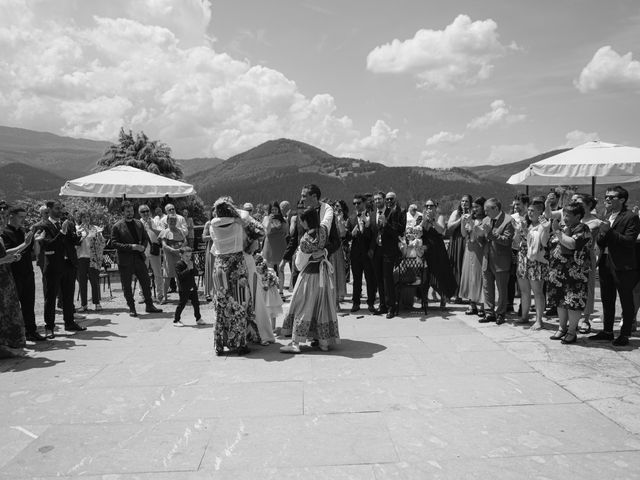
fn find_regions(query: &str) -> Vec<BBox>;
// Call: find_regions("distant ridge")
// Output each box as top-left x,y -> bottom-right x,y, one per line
0,162 -> 64,200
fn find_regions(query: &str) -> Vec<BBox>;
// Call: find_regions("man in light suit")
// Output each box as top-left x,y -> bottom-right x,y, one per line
480,198 -> 514,325
279,183 -> 338,287
591,186 -> 640,346
111,201 -> 163,317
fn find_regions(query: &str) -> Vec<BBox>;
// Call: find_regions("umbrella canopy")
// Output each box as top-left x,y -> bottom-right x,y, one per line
60,165 -> 196,198
507,141 -> 640,186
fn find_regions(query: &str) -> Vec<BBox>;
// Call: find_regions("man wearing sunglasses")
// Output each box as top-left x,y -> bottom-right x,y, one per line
370,191 -> 405,318
346,194 -> 377,313
159,203 -> 188,237
591,186 -> 640,346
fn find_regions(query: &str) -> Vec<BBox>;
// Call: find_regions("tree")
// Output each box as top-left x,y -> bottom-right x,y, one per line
96,128 -> 184,179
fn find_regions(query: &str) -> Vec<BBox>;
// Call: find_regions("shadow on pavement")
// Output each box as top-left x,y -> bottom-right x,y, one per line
2,356 -> 65,372
246,338 -> 387,361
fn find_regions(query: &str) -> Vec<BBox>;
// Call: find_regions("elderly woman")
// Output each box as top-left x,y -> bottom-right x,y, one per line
0,201 -> 31,358
514,201 -> 550,329
210,197 -> 262,355
548,202 -> 592,344
76,210 -> 106,312
158,214 -> 187,303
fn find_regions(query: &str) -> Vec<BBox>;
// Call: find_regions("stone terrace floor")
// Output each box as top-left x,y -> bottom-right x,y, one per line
1,275 -> 639,479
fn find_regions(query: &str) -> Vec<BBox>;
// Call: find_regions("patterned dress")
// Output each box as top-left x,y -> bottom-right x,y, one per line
547,223 -> 591,311
0,240 -> 26,349
281,227 -> 340,345
516,223 -> 549,281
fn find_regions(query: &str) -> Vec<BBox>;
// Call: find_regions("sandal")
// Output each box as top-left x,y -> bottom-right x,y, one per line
464,307 -> 478,315
578,320 -> 591,334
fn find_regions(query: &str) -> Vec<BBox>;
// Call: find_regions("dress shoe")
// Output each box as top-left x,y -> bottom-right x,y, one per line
544,306 -> 558,317
588,331 -> 614,341
26,331 -> 47,342
350,305 -> 360,313
561,333 -> 577,344
479,314 -> 496,323
550,330 -> 567,340
368,305 -> 376,313
464,307 -> 478,315
373,308 -> 388,315
145,305 -> 163,313
612,335 -> 629,346
65,322 -> 87,332
477,310 -> 486,318
129,309 -> 138,317
496,315 -> 505,325
44,327 -> 55,339
386,310 -> 396,319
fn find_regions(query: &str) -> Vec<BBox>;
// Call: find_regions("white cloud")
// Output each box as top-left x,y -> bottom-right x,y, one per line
425,131 -> 464,146
487,143 -> 538,165
366,14 -> 517,90
575,46 -> 640,93
559,130 -> 600,148
467,100 -> 526,130
0,0 -> 394,161
338,120 -> 400,164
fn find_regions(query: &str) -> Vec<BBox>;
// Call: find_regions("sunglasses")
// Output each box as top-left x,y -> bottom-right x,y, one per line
604,195 -> 619,200
353,201 -> 362,205
140,210 -> 150,213
385,198 -> 395,202
425,204 -> 436,208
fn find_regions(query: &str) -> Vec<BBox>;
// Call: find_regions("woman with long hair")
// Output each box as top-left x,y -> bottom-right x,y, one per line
261,201 -> 287,296
202,206 -> 215,302
280,207 -> 340,353
209,197 -> 262,355
447,194 -> 473,303
330,199 -> 349,302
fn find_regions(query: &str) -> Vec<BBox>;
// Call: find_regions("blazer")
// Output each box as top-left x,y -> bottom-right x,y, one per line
481,211 -> 515,273
111,218 -> 150,267
370,205 -> 406,259
596,209 -> 640,271
38,219 -> 82,273
346,212 -> 373,258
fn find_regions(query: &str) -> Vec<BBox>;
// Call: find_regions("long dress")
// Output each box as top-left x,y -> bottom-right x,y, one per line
0,240 -> 26,350
447,210 -> 466,297
582,217 -> 601,317
547,223 -> 591,311
202,220 -> 214,298
244,252 -> 276,343
330,217 -> 348,300
423,224 -> 458,299
261,217 -> 287,266
281,228 -> 340,345
210,218 -> 261,351
458,219 -> 485,304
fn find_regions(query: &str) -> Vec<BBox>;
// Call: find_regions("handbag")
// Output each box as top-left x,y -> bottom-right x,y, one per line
150,242 -> 161,256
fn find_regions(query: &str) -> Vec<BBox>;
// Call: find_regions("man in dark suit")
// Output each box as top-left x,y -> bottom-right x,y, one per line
591,186 -> 640,346
34,200 -> 86,338
346,194 -> 376,313
111,201 -> 163,317
2,206 -> 45,341
370,191 -> 405,318
480,198 -> 514,325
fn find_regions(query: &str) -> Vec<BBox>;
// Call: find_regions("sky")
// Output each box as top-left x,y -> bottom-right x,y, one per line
1,0 -> 639,167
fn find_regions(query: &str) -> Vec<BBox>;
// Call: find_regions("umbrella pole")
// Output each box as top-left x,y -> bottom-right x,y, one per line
525,185 -> 529,195
591,177 -> 595,197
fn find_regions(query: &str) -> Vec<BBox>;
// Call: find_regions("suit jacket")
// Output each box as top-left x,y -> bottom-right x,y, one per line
596,209 -> 640,271
111,218 -> 150,267
346,212 -> 373,259
370,205 -> 406,259
38,219 -> 82,274
282,202 -> 338,261
481,211 -> 514,273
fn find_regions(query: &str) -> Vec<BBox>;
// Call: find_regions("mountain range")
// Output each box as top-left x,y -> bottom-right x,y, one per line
5,125 -> 628,208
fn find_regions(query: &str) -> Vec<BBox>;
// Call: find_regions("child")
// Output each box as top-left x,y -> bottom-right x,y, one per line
174,247 -> 204,327
254,253 -> 284,332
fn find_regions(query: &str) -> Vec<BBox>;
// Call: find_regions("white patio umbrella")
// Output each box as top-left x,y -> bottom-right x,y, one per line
59,165 -> 196,198
507,141 -> 640,193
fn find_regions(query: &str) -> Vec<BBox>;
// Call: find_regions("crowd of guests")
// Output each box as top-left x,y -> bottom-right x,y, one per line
1,183 -> 639,359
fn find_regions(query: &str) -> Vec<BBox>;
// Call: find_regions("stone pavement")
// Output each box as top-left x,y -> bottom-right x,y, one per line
1,281 -> 640,479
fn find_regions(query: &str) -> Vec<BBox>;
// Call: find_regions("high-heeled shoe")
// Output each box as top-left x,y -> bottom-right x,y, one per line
561,333 -> 577,344
549,330 -> 567,340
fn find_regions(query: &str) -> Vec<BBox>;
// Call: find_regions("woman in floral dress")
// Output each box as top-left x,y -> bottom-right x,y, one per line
548,202 -> 591,344
0,201 -> 29,358
280,207 -> 339,353
515,200 -> 550,330
209,197 -> 261,355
